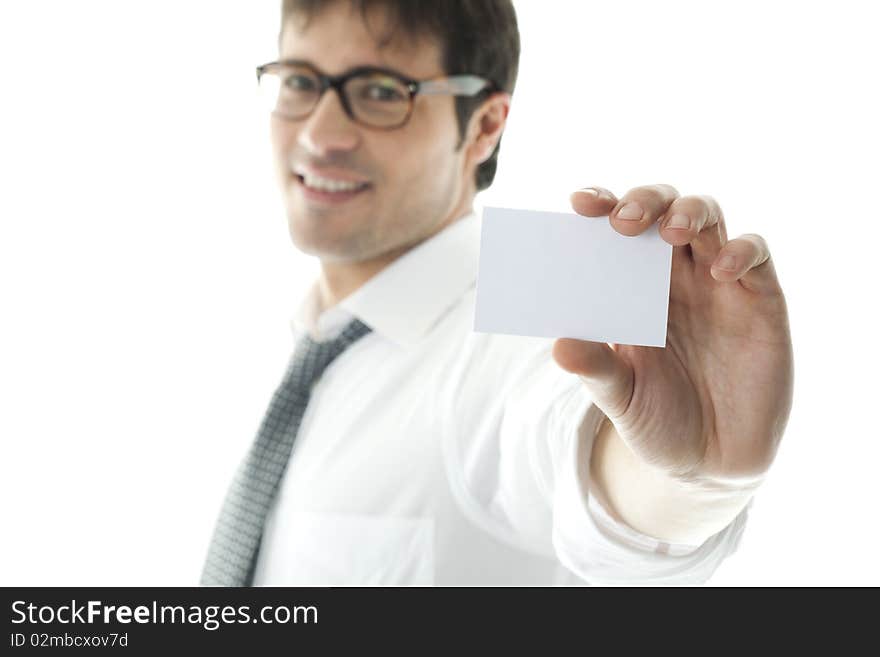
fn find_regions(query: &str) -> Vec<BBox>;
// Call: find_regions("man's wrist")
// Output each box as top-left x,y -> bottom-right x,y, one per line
589,415 -> 762,546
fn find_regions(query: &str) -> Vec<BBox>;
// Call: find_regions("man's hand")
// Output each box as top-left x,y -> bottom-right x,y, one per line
553,184 -> 794,488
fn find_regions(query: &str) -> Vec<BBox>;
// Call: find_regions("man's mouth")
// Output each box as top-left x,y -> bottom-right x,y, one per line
297,172 -> 371,193
291,167 -> 372,203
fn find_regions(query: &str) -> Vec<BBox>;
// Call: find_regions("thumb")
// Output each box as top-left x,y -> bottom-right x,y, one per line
552,338 -> 634,421
570,186 -> 618,217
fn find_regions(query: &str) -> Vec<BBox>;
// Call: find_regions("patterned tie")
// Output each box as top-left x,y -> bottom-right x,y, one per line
200,317 -> 373,586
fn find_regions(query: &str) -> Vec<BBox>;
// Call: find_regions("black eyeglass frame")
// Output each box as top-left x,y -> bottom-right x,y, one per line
255,59 -> 499,130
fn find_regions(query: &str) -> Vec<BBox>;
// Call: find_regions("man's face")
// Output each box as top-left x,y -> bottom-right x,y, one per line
272,2 -> 472,265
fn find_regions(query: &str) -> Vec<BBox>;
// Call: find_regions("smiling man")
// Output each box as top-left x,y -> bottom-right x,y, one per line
201,0 -> 794,586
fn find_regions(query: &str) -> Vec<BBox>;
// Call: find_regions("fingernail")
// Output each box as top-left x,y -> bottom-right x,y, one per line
716,255 -> 737,270
576,188 -> 599,197
616,202 -> 643,221
666,213 -> 690,230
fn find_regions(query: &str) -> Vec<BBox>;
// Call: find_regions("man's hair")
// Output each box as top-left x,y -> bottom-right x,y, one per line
280,0 -> 520,191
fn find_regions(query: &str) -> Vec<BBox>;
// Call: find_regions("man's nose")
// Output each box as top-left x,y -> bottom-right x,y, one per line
297,89 -> 361,156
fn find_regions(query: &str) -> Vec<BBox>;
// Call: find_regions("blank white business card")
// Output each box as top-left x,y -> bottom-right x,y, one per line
474,206 -> 672,347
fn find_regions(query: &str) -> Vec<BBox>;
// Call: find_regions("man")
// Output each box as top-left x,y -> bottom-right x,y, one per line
201,0 -> 794,586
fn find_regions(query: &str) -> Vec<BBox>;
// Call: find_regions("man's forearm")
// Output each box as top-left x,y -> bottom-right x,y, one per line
588,415 -> 762,546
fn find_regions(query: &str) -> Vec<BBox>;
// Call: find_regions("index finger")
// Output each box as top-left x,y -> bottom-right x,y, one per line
610,184 -> 680,236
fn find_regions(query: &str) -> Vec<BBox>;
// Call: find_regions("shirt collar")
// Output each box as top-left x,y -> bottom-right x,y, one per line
290,211 -> 481,348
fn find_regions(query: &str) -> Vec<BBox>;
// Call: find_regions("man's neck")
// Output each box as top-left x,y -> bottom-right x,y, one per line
315,207 -> 472,313
316,244 -> 409,312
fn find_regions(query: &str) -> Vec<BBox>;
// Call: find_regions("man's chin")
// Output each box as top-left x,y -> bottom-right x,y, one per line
286,221 -> 369,262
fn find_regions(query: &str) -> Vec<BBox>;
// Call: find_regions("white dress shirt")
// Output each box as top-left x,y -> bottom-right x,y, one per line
251,210 -> 749,586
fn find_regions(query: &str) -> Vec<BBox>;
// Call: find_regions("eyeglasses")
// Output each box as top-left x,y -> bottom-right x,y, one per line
256,59 -> 497,130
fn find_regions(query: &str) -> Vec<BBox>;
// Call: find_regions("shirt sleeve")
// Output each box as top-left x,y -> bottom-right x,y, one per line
548,386 -> 751,585
449,333 -> 749,586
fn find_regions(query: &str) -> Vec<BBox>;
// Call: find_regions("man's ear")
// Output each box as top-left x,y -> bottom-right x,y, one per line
465,92 -> 511,166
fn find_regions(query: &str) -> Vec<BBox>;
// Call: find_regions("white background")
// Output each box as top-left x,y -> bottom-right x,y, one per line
1,0 -> 877,586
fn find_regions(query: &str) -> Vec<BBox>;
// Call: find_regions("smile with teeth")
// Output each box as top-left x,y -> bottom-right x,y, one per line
299,173 -> 369,193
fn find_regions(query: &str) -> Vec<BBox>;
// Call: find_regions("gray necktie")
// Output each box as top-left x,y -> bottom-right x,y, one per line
200,317 -> 373,586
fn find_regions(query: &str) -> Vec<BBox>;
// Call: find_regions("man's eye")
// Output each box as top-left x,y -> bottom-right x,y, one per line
285,74 -> 317,92
363,84 -> 405,102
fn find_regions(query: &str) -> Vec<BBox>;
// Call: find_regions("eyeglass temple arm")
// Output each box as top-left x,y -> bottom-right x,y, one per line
417,75 -> 495,96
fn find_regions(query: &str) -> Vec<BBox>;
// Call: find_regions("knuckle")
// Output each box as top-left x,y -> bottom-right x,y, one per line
671,195 -> 705,212
652,183 -> 679,198
628,185 -> 673,211
741,232 -> 769,253
696,194 -> 721,215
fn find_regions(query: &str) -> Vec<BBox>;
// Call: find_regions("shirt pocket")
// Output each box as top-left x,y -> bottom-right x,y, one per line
268,511 -> 435,586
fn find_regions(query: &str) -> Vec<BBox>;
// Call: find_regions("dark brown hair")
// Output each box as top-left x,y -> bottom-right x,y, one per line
280,0 -> 520,191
